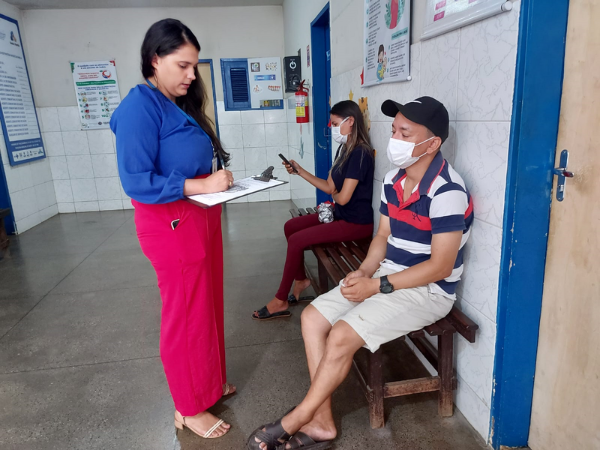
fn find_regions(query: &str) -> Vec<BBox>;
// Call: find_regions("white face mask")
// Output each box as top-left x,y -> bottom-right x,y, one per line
331,117 -> 349,144
386,136 -> 435,169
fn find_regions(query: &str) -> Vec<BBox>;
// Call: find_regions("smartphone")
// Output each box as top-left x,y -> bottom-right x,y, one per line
279,153 -> 298,173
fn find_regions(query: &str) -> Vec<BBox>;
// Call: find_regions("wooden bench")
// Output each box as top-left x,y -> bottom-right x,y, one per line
289,208 -> 479,428
0,208 -> 10,251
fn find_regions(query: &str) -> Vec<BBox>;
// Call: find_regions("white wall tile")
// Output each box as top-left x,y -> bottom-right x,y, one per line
457,3 -> 520,121
455,373 -> 491,441
50,156 -> 70,180
267,146 -> 288,166
454,122 -> 509,229
122,200 -> 134,210
216,101 -> 242,125
57,107 -> 81,131
420,29 -> 460,120
219,125 -> 244,149
91,154 -> 118,178
99,200 -> 124,211
16,212 -> 41,234
29,159 -> 53,185
63,131 -> 90,156
265,123 -> 288,147
66,155 -> 94,179
53,179 -> 74,203
74,201 -> 99,212
270,190 -> 291,201
88,130 -> 115,154
456,219 -> 501,322
241,110 -> 265,124
244,148 -> 267,172
0,137 -> 8,165
71,179 -> 98,202
287,122 -> 300,148
95,177 -> 122,200
34,181 -> 57,211
40,107 -> 61,132
264,108 -> 287,123
43,132 -> 65,156
247,191 -> 270,203
242,124 -> 266,148
39,204 -> 58,223
442,122 -> 457,166
10,187 -> 38,221
5,164 -> 32,193
226,148 -> 246,172
58,202 -> 75,213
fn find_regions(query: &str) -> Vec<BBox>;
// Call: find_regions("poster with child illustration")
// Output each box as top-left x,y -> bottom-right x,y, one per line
363,0 -> 410,86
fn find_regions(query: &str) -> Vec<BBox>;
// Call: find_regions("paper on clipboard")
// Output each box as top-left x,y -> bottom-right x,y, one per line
185,176 -> 287,208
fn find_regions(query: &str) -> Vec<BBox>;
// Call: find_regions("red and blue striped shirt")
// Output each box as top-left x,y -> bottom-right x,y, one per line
379,151 -> 474,298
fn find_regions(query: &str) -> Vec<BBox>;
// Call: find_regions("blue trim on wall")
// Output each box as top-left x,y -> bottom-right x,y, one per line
199,59 -> 220,139
311,2 -> 332,205
490,0 -> 570,448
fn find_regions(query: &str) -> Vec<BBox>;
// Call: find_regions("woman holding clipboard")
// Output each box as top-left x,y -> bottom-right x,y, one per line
253,100 -> 375,320
111,19 -> 234,440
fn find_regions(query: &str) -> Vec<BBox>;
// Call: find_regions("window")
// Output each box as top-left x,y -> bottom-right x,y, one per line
221,59 -> 251,110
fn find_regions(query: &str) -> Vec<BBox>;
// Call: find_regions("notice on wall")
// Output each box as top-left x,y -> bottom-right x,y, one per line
0,14 -> 45,166
422,0 -> 509,40
363,0 -> 411,87
247,57 -> 283,109
71,60 -> 121,130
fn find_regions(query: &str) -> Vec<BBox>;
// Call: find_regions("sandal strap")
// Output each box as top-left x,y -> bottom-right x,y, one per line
223,384 -> 230,396
288,431 -> 317,449
204,419 -> 224,438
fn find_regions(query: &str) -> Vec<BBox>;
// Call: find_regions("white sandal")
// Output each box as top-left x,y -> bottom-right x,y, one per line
223,383 -> 236,396
174,412 -> 229,439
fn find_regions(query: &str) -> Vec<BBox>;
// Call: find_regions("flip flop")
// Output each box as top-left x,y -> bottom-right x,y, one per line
252,306 -> 291,321
287,294 -> 315,306
247,417 -> 292,450
287,431 -> 333,449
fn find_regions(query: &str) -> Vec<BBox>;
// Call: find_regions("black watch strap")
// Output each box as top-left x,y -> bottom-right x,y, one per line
379,275 -> 394,294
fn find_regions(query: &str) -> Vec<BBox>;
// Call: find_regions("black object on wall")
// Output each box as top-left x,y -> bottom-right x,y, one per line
283,56 -> 301,93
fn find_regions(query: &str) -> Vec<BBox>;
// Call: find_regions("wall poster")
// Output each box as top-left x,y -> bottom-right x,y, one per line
363,0 -> 411,87
247,57 -> 283,109
71,60 -> 121,130
0,14 -> 44,166
422,0 -> 513,41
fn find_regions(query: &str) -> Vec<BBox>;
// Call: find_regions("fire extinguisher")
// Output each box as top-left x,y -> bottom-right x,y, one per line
295,80 -> 309,124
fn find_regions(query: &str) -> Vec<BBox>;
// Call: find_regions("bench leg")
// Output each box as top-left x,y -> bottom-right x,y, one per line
438,333 -> 454,417
368,349 -> 385,428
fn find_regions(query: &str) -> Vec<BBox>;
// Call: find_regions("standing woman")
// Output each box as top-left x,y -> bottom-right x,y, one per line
111,19 -> 235,439
253,100 -> 375,320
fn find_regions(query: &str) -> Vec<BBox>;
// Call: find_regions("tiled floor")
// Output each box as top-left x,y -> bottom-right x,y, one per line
0,202 -> 487,449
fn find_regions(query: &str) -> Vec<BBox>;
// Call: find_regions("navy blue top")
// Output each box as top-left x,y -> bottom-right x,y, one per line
110,85 -> 213,204
331,144 -> 374,225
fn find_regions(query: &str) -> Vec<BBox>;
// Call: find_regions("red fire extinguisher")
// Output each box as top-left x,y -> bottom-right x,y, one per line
295,80 -> 309,124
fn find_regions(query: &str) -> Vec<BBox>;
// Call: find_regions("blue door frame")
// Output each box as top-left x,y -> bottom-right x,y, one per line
311,3 -> 332,205
0,160 -> 15,235
490,0 -> 570,448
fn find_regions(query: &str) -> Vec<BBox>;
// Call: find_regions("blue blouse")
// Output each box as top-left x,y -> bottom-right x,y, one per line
110,84 -> 213,204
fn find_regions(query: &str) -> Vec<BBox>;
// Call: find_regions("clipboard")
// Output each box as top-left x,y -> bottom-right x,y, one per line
186,176 -> 288,208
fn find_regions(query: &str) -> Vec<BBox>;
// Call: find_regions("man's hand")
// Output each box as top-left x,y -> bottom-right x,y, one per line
341,269 -> 366,286
340,277 -> 379,303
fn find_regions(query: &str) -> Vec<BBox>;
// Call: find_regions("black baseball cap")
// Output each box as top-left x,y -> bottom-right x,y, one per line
381,96 -> 449,143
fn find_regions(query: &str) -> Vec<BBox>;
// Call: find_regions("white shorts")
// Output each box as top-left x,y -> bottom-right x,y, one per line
310,266 -> 454,352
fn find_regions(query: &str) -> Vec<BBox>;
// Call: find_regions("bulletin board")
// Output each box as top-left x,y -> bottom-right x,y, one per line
421,0 -> 512,41
247,57 -> 283,109
0,14 -> 45,166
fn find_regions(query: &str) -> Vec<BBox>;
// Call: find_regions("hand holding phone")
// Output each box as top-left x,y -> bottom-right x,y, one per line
279,153 -> 298,173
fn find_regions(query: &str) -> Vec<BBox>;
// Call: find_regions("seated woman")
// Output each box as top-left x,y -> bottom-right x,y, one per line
253,100 -> 375,320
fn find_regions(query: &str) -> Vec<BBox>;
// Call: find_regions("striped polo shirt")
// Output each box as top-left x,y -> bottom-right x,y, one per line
379,151 -> 474,299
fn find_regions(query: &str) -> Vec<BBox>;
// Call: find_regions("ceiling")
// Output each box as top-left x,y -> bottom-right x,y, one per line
5,0 -> 283,9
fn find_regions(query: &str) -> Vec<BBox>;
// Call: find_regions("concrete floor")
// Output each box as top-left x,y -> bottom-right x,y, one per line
0,201 -> 488,450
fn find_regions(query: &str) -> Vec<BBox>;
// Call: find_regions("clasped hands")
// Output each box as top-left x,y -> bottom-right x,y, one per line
340,269 -> 379,303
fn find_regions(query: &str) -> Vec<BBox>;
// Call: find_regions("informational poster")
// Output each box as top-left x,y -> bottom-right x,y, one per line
0,14 -> 44,166
422,0 -> 511,40
70,60 -> 121,130
363,0 -> 411,87
247,57 -> 283,109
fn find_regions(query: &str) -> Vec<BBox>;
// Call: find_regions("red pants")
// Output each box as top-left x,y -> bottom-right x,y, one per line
133,199 -> 225,416
276,214 -> 373,300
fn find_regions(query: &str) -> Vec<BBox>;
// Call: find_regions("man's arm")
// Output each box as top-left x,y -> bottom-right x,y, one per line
341,230 -> 463,302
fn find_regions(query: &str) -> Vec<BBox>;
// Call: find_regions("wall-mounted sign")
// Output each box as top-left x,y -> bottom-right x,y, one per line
70,60 -> 121,130
247,57 -> 283,109
422,0 -> 513,41
363,0 -> 411,87
0,14 -> 44,166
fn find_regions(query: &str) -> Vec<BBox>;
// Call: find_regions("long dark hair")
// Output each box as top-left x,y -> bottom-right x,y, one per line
141,19 -> 229,166
330,100 -> 373,172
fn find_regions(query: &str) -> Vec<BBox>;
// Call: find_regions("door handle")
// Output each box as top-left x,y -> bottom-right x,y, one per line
553,149 -> 574,202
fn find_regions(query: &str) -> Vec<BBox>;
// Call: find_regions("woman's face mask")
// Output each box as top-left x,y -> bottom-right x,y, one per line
386,135 -> 435,169
332,117 -> 350,144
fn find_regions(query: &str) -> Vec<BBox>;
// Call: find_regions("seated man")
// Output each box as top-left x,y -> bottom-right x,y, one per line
247,96 -> 473,450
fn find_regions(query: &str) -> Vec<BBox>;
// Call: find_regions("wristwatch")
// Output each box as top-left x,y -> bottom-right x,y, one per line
379,275 -> 394,294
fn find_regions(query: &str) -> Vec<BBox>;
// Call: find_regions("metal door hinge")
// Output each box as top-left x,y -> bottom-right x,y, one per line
553,149 -> 574,202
